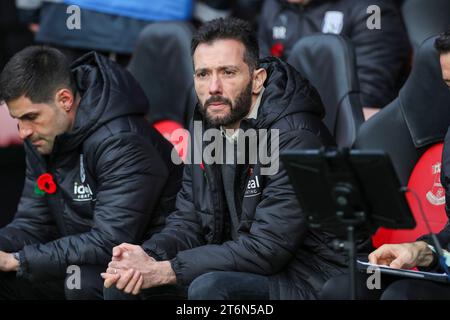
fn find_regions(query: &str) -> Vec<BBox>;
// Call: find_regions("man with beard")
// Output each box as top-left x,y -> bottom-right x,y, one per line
102,18 -> 356,300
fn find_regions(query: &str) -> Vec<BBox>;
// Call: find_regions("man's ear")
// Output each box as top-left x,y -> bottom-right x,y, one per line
55,88 -> 75,112
252,68 -> 267,95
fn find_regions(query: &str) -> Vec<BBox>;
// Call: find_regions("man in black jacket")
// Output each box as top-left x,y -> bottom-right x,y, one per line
0,46 -> 183,299
258,0 -> 410,119
367,31 -> 450,300
102,18 -> 363,300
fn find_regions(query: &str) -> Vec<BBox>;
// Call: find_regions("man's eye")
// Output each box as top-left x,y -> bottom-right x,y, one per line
24,114 -> 37,121
196,71 -> 208,78
224,70 -> 235,76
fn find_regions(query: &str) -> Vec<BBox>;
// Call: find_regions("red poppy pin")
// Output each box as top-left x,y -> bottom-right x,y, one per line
35,173 -> 57,195
200,163 -> 207,179
270,42 -> 284,58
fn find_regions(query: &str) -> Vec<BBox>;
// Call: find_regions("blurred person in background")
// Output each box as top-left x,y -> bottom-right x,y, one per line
0,104 -> 21,147
258,0 -> 411,120
15,0 -> 194,65
0,0 -> 34,70
1,0 -> 33,146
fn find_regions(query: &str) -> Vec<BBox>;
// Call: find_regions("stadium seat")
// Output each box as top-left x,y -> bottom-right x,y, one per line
372,143 -> 447,247
128,22 -> 197,128
0,146 -> 25,228
402,0 -> 450,52
153,120 -> 189,162
288,34 -> 364,148
355,36 -> 450,246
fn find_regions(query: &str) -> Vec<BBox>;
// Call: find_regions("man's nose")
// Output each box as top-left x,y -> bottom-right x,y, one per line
208,73 -> 223,95
18,122 -> 33,140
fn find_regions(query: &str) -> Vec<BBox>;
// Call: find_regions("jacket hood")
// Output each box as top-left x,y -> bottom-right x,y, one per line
55,52 -> 149,152
255,57 -> 325,129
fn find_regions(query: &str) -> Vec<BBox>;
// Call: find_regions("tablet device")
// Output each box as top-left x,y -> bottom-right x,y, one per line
357,259 -> 449,284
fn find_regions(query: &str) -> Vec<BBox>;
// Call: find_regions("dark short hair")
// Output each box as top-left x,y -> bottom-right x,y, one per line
0,46 -> 77,104
435,30 -> 450,54
191,18 -> 259,71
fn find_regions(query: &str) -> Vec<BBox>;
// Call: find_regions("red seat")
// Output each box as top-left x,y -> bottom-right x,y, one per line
153,120 -> 189,162
372,143 -> 448,247
0,102 -> 21,147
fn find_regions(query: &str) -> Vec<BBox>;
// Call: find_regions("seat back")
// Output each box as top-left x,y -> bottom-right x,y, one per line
0,146 -> 25,228
288,34 -> 364,147
402,0 -> 450,52
355,99 -> 419,186
372,143 -> 448,247
153,120 -> 189,162
355,35 -> 450,246
355,35 -> 450,184
128,22 -> 197,128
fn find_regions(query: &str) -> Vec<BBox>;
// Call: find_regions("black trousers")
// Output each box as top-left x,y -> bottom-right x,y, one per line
319,272 -> 450,300
187,271 -> 270,300
380,279 -> 450,300
104,284 -> 187,300
104,271 -> 270,300
0,265 -> 105,300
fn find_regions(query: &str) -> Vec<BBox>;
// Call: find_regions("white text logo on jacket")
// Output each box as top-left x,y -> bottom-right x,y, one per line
322,11 -> 344,34
73,154 -> 94,202
272,14 -> 288,40
245,175 -> 262,198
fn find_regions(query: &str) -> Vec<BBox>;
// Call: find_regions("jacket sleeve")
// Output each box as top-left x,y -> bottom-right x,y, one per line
170,129 -> 324,286
0,150 -> 60,253
17,134 -> 171,281
141,163 -> 206,260
350,0 -> 410,108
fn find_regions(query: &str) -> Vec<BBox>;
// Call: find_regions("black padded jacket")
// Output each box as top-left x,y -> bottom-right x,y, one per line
0,52 -> 183,281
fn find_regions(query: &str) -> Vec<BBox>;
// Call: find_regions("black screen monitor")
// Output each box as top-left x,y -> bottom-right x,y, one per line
281,149 -> 416,235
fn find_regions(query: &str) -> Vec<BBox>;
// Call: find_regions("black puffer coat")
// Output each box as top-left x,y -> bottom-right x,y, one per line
0,52 -> 183,281
143,57 -> 368,299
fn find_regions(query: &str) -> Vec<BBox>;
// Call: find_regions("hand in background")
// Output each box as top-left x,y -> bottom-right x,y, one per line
368,241 -> 434,269
0,251 -> 19,272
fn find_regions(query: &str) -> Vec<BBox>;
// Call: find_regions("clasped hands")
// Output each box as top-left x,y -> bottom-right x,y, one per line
101,243 -> 176,295
0,251 -> 19,272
